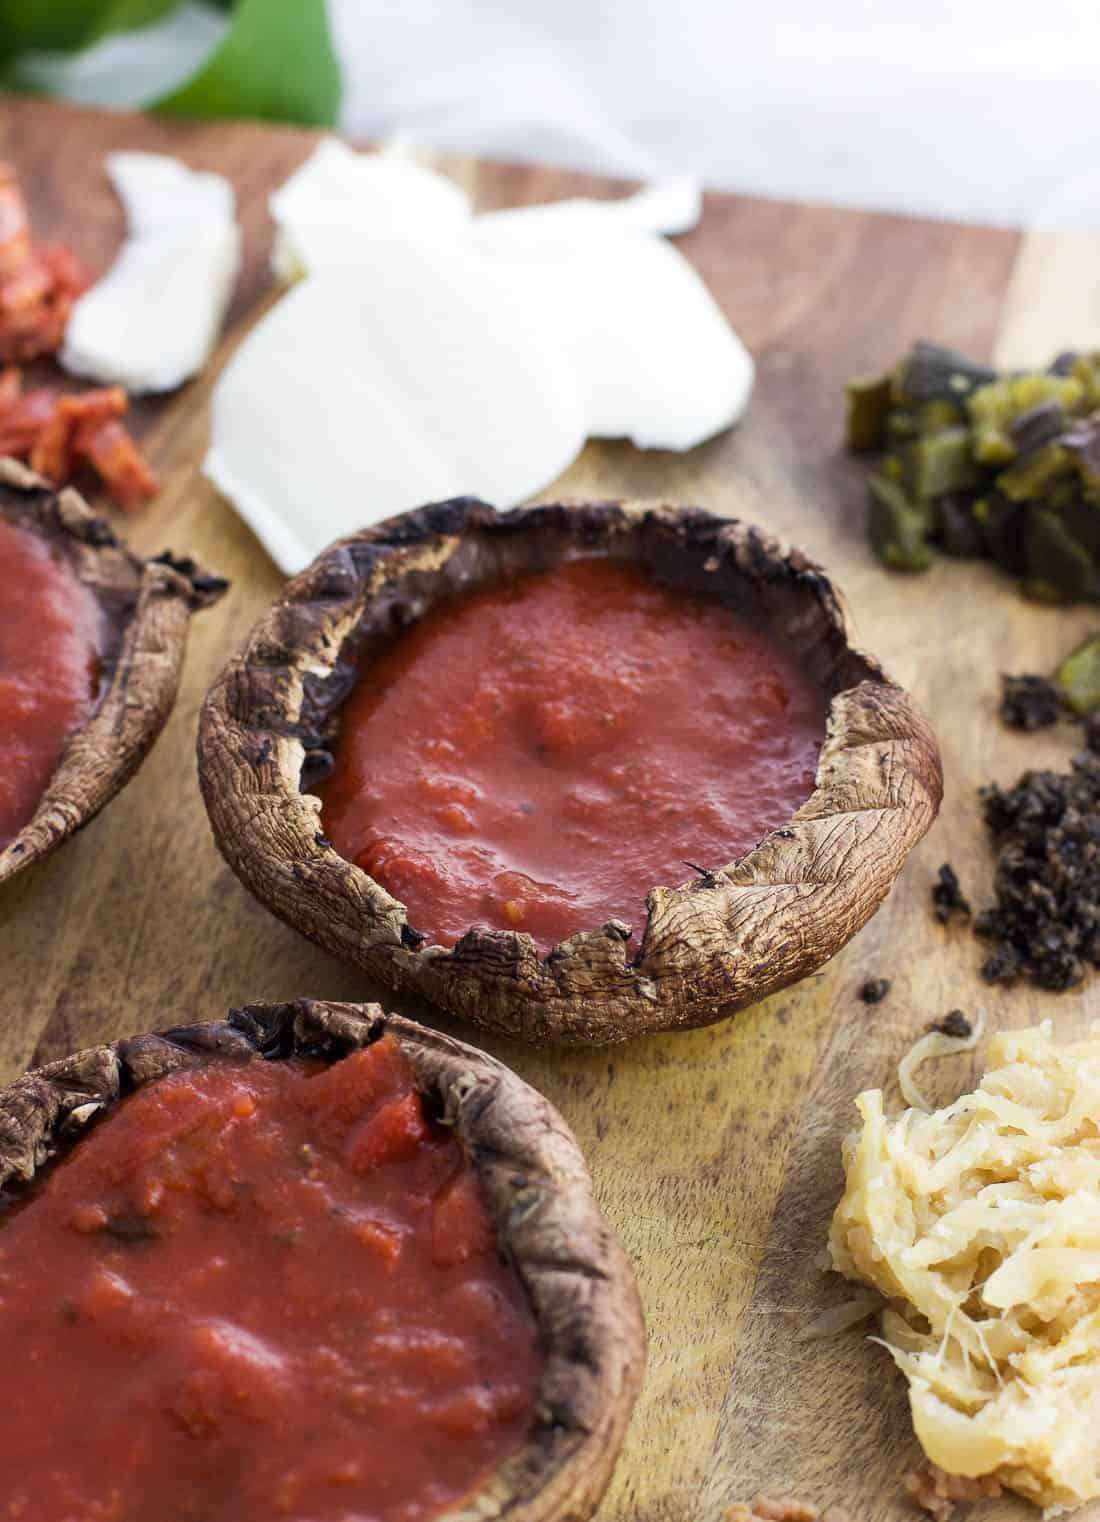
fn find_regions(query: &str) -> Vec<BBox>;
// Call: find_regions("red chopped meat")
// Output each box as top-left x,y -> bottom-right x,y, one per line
0,367 -> 157,511
0,164 -> 91,363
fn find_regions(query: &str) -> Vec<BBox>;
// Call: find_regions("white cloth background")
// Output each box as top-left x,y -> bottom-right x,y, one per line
24,0 -> 1100,227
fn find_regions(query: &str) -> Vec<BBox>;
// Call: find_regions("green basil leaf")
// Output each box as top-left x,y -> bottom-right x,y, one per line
0,0 -> 183,58
154,0 -> 340,125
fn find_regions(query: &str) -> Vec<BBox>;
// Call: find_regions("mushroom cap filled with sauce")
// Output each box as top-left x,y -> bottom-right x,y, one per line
0,1000 -> 646,1522
199,499 -> 942,1044
0,460 -> 225,884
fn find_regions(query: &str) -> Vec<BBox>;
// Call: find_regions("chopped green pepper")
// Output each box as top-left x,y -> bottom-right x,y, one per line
867,474 -> 934,572
1023,511 -> 1096,603
845,373 -> 893,451
884,409 -> 919,443
899,341 -> 994,403
1054,633 -> 1100,714
934,494 -> 983,558
906,426 -> 977,500
844,340 -> 1100,602
917,399 -> 965,433
972,494 -> 1027,574
1059,497 -> 1100,559
998,443 -> 1075,503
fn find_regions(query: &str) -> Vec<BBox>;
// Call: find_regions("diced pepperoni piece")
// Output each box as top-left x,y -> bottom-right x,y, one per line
72,416 -> 158,511
0,365 -> 20,412
0,165 -> 92,361
29,407 -> 77,483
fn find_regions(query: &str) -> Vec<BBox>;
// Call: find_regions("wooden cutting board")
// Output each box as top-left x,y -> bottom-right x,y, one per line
3,93 -> 1100,1522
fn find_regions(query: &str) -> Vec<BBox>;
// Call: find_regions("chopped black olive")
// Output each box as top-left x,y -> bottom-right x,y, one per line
981,945 -> 1020,984
932,1010 -> 971,1039
972,750 -> 1100,992
859,977 -> 891,1005
999,674 -> 1062,732
932,863 -> 971,925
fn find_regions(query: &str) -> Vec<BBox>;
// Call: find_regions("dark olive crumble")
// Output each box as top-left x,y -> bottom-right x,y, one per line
975,748 -> 1100,991
931,863 -> 972,925
931,1010 -> 972,1039
858,978 -> 891,1005
998,674 -> 1063,732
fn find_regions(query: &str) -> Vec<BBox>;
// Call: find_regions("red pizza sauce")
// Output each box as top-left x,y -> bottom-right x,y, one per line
0,516 -> 103,847
0,1037 -> 543,1522
317,557 -> 827,949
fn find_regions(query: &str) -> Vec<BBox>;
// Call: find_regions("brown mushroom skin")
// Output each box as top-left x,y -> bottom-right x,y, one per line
198,498 -> 943,1045
0,999 -> 647,1522
0,459 -> 226,885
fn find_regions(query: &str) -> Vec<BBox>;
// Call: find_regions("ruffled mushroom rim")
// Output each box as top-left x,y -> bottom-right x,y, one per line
0,459 -> 226,885
0,999 -> 646,1522
198,498 -> 943,1046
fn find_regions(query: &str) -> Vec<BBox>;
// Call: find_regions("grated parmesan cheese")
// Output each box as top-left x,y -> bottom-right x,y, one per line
830,1022 -> 1100,1513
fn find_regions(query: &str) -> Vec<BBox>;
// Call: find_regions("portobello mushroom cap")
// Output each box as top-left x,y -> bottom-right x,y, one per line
0,998 -> 646,1522
198,498 -> 943,1045
0,458 -> 226,884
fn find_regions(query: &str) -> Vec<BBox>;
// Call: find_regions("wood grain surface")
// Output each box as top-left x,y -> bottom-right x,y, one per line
3,93 -> 1100,1522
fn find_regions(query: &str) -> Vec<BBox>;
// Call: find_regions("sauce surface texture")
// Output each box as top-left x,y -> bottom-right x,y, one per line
318,558 -> 827,948
0,1038 -> 542,1522
0,517 -> 103,846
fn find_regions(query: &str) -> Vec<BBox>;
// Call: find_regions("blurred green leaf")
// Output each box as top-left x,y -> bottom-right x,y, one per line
0,0 -> 183,58
155,0 -> 340,125
108,0 -> 187,29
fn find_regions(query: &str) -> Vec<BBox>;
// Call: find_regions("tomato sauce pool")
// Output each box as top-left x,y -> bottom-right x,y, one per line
0,517 -> 103,846
0,1038 -> 542,1522
317,557 -> 828,949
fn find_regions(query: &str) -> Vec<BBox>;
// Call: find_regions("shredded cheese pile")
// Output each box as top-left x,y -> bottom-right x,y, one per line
830,1023 -> 1100,1513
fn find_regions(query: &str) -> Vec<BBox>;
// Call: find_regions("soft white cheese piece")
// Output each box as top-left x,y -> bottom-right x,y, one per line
107,150 -> 235,232
61,152 -> 240,394
473,209 -> 753,450
269,138 -> 472,281
269,142 -> 699,283
205,240 -> 586,575
271,147 -> 747,453
209,149 -> 751,573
